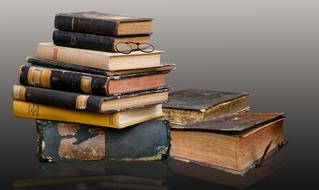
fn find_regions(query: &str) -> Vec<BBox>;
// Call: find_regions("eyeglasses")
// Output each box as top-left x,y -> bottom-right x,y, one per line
115,42 -> 155,54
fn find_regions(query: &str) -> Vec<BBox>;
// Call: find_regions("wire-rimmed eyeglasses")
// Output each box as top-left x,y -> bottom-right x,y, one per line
115,42 -> 154,54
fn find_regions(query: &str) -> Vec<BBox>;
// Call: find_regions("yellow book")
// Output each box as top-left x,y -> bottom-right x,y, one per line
13,101 -> 163,128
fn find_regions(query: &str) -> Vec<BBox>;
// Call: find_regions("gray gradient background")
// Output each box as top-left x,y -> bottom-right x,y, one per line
0,0 -> 318,189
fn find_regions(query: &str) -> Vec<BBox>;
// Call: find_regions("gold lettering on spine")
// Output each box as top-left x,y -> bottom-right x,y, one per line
80,76 -> 92,94
76,95 -> 90,109
27,67 -> 52,88
13,85 -> 26,101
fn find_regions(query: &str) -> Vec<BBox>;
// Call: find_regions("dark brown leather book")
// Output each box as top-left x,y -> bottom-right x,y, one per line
26,57 -> 176,76
19,64 -> 169,96
163,89 -> 249,125
170,112 -> 287,175
13,84 -> 168,113
53,30 -> 151,52
55,12 -> 153,36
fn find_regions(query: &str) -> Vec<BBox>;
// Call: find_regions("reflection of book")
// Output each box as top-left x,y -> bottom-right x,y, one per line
170,113 -> 287,175
14,161 -> 168,190
36,119 -> 170,162
168,147 -> 286,189
163,89 -> 249,125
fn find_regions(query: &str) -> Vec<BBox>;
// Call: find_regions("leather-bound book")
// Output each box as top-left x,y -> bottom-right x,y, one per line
35,119 -> 170,162
55,12 -> 153,36
163,89 -> 249,125
170,112 -> 287,175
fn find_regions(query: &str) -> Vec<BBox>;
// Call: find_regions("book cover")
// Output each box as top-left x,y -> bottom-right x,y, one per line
36,42 -> 163,71
163,89 -> 249,125
36,119 -> 170,162
53,30 -> 151,52
55,12 -> 153,36
19,64 -> 169,96
13,84 -> 169,113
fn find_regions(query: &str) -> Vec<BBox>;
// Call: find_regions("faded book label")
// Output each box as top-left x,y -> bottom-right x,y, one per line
75,95 -> 90,109
80,76 -> 92,93
13,85 -> 26,101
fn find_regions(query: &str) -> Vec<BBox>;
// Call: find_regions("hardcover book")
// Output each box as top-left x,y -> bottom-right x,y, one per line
55,12 -> 153,36
27,57 -> 176,76
13,101 -> 163,128
36,119 -> 170,162
53,30 -> 151,52
163,89 -> 249,125
13,84 -> 168,113
170,112 -> 287,175
19,64 -> 169,96
36,42 -> 163,71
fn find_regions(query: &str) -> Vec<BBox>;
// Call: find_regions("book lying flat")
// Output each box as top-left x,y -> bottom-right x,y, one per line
53,30 -> 151,52
163,89 -> 249,125
19,64 -> 169,96
13,84 -> 168,113
36,119 -> 170,162
13,101 -> 163,128
36,42 -> 163,71
170,112 -> 287,175
55,12 -> 153,36
27,57 -> 176,76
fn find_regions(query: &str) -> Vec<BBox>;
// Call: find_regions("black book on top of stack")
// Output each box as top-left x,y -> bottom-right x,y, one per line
13,11 -> 175,162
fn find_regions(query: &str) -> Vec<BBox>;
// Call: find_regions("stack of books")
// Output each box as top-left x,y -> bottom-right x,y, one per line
13,12 -> 175,162
163,89 -> 287,175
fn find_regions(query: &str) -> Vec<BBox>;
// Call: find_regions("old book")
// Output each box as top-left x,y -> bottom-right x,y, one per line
19,64 -> 169,96
13,101 -> 163,128
168,147 -> 286,188
53,30 -> 151,52
36,42 -> 162,71
36,119 -> 170,162
27,56 -> 176,76
55,12 -> 153,36
13,84 -> 168,113
170,113 -> 287,175
163,89 -> 249,125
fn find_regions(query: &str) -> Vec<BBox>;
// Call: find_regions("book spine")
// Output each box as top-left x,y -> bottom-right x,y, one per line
36,43 -> 110,70
36,119 -> 170,162
19,65 -> 110,96
13,101 -> 120,128
55,15 -> 118,36
53,30 -> 116,52
13,85 -> 103,112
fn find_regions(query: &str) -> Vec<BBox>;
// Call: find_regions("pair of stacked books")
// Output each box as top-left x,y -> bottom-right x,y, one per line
163,89 -> 287,175
13,12 -> 175,162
